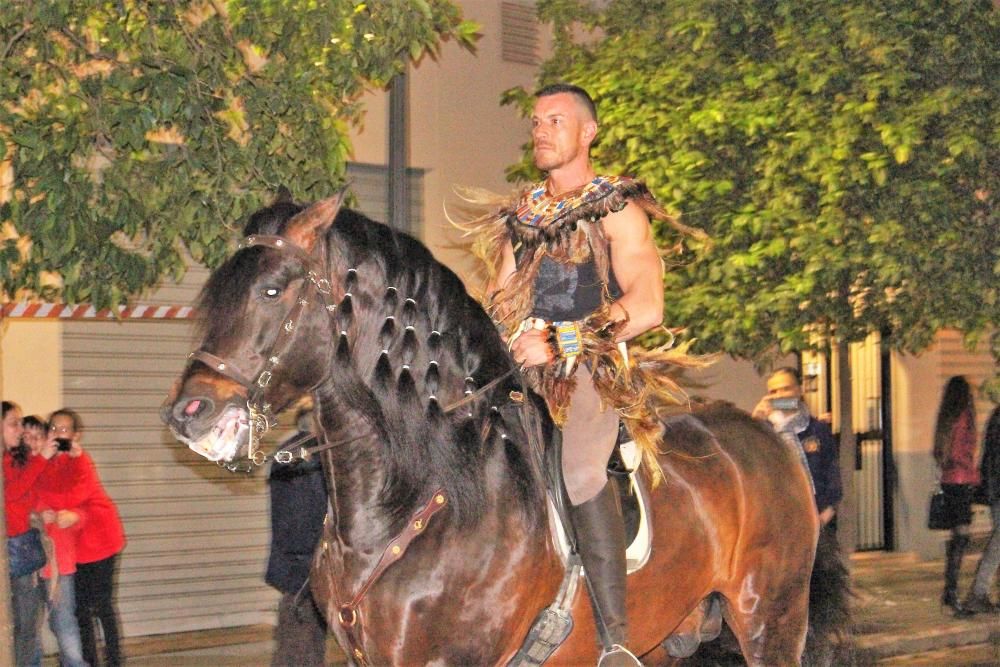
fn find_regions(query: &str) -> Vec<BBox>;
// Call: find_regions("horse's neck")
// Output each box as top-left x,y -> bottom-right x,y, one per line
313,386 -> 548,543
312,403 -> 389,546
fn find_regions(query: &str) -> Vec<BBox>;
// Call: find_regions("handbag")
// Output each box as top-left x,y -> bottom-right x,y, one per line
927,484 -> 951,530
7,527 -> 46,578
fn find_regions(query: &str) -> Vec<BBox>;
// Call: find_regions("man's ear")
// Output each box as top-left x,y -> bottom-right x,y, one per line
581,119 -> 598,146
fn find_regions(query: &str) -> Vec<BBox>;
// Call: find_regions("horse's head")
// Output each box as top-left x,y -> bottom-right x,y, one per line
160,193 -> 343,464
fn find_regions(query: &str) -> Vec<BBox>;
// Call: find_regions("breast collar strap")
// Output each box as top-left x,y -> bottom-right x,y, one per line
329,488 -> 449,665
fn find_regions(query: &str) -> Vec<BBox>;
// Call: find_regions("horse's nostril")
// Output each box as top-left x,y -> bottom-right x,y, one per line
171,397 -> 213,424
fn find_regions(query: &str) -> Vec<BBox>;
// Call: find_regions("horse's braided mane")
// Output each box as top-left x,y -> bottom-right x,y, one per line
198,200 -> 545,531
321,208 -> 544,530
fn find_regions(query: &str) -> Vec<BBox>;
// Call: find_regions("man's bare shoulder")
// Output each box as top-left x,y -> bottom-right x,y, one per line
603,200 -> 653,243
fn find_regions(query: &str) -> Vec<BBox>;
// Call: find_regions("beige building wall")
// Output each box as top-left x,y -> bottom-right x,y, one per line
0,319 -> 62,416
688,355 -> 796,414
893,330 -> 997,558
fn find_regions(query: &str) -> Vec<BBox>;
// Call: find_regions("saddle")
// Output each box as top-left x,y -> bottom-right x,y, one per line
545,422 -> 652,574
498,397 -> 652,572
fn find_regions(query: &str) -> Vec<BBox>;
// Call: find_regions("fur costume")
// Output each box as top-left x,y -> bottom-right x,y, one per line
458,176 -> 711,480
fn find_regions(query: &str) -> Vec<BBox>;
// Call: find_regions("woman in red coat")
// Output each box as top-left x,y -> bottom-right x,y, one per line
4,400 -> 55,666
49,409 -> 126,667
31,412 -> 90,667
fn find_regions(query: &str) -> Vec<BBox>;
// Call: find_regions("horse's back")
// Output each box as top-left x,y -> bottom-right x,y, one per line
617,402 -> 817,660
637,401 -> 817,600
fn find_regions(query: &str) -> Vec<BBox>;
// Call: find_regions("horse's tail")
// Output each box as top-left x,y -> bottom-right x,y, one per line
802,528 -> 854,666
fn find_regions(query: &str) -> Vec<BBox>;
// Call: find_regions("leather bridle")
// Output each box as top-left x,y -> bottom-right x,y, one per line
186,231 -> 339,471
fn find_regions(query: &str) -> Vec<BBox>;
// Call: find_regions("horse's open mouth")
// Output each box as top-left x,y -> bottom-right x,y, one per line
171,404 -> 250,463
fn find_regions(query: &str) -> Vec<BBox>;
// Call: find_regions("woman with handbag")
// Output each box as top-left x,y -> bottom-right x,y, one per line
3,400 -> 56,666
932,376 -> 980,615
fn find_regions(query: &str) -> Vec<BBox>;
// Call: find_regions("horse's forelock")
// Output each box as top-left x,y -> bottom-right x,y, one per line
194,248 -> 261,344
243,200 -> 305,236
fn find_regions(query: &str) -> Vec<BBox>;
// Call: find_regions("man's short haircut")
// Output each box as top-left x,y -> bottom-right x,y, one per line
770,366 -> 802,386
535,83 -> 598,122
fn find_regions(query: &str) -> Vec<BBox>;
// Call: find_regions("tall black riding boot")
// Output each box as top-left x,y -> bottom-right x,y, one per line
943,535 -> 970,614
570,480 -> 641,667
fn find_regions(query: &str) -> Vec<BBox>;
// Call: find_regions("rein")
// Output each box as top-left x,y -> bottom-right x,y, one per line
226,368 -> 521,474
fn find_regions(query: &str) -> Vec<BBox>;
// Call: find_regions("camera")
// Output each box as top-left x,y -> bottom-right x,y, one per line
770,397 -> 800,411
55,438 -> 73,452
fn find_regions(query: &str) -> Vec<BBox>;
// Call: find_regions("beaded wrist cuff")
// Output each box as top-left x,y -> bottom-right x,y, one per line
551,321 -> 582,359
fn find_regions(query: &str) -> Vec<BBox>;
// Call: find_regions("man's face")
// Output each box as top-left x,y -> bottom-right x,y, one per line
766,371 -> 803,401
530,93 -> 596,173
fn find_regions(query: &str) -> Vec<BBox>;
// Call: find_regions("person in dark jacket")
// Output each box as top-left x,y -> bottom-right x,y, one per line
266,408 -> 328,667
752,367 -> 843,529
962,403 -> 1000,614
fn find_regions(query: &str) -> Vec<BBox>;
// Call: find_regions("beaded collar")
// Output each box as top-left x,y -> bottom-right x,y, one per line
513,175 -> 633,227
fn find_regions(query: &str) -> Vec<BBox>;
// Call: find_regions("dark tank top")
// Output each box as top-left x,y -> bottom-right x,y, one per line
527,256 -> 622,322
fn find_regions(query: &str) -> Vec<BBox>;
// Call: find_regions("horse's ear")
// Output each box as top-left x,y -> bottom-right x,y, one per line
284,189 -> 347,252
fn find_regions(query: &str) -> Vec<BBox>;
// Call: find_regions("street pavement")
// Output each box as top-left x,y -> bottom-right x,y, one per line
850,550 -> 1000,665
47,550 -> 1000,665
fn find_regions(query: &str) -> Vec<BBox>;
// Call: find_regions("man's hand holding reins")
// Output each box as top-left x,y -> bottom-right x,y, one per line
510,328 -> 555,368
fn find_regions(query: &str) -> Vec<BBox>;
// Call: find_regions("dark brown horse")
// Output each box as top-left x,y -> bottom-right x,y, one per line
161,194 -> 848,666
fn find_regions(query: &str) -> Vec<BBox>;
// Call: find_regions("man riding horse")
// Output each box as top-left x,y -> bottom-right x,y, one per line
466,83 -> 703,667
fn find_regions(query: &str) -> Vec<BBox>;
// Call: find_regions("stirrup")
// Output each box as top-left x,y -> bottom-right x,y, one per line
598,644 -> 641,667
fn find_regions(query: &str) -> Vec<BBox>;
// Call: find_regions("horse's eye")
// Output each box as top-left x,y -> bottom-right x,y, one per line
260,286 -> 282,300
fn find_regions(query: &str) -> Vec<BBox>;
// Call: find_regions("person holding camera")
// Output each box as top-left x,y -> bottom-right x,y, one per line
33,413 -> 91,667
47,409 -> 125,667
752,367 -> 843,529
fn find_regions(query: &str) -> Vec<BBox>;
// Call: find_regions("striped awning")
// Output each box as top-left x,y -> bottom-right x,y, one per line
2,302 -> 195,319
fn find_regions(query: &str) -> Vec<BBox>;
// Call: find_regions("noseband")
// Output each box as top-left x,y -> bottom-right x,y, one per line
187,231 -> 338,471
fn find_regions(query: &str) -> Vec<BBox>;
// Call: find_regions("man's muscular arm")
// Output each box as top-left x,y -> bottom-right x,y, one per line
604,201 -> 664,341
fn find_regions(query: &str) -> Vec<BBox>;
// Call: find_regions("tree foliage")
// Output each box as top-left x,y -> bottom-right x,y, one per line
510,0 -> 1000,394
0,0 -> 476,308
